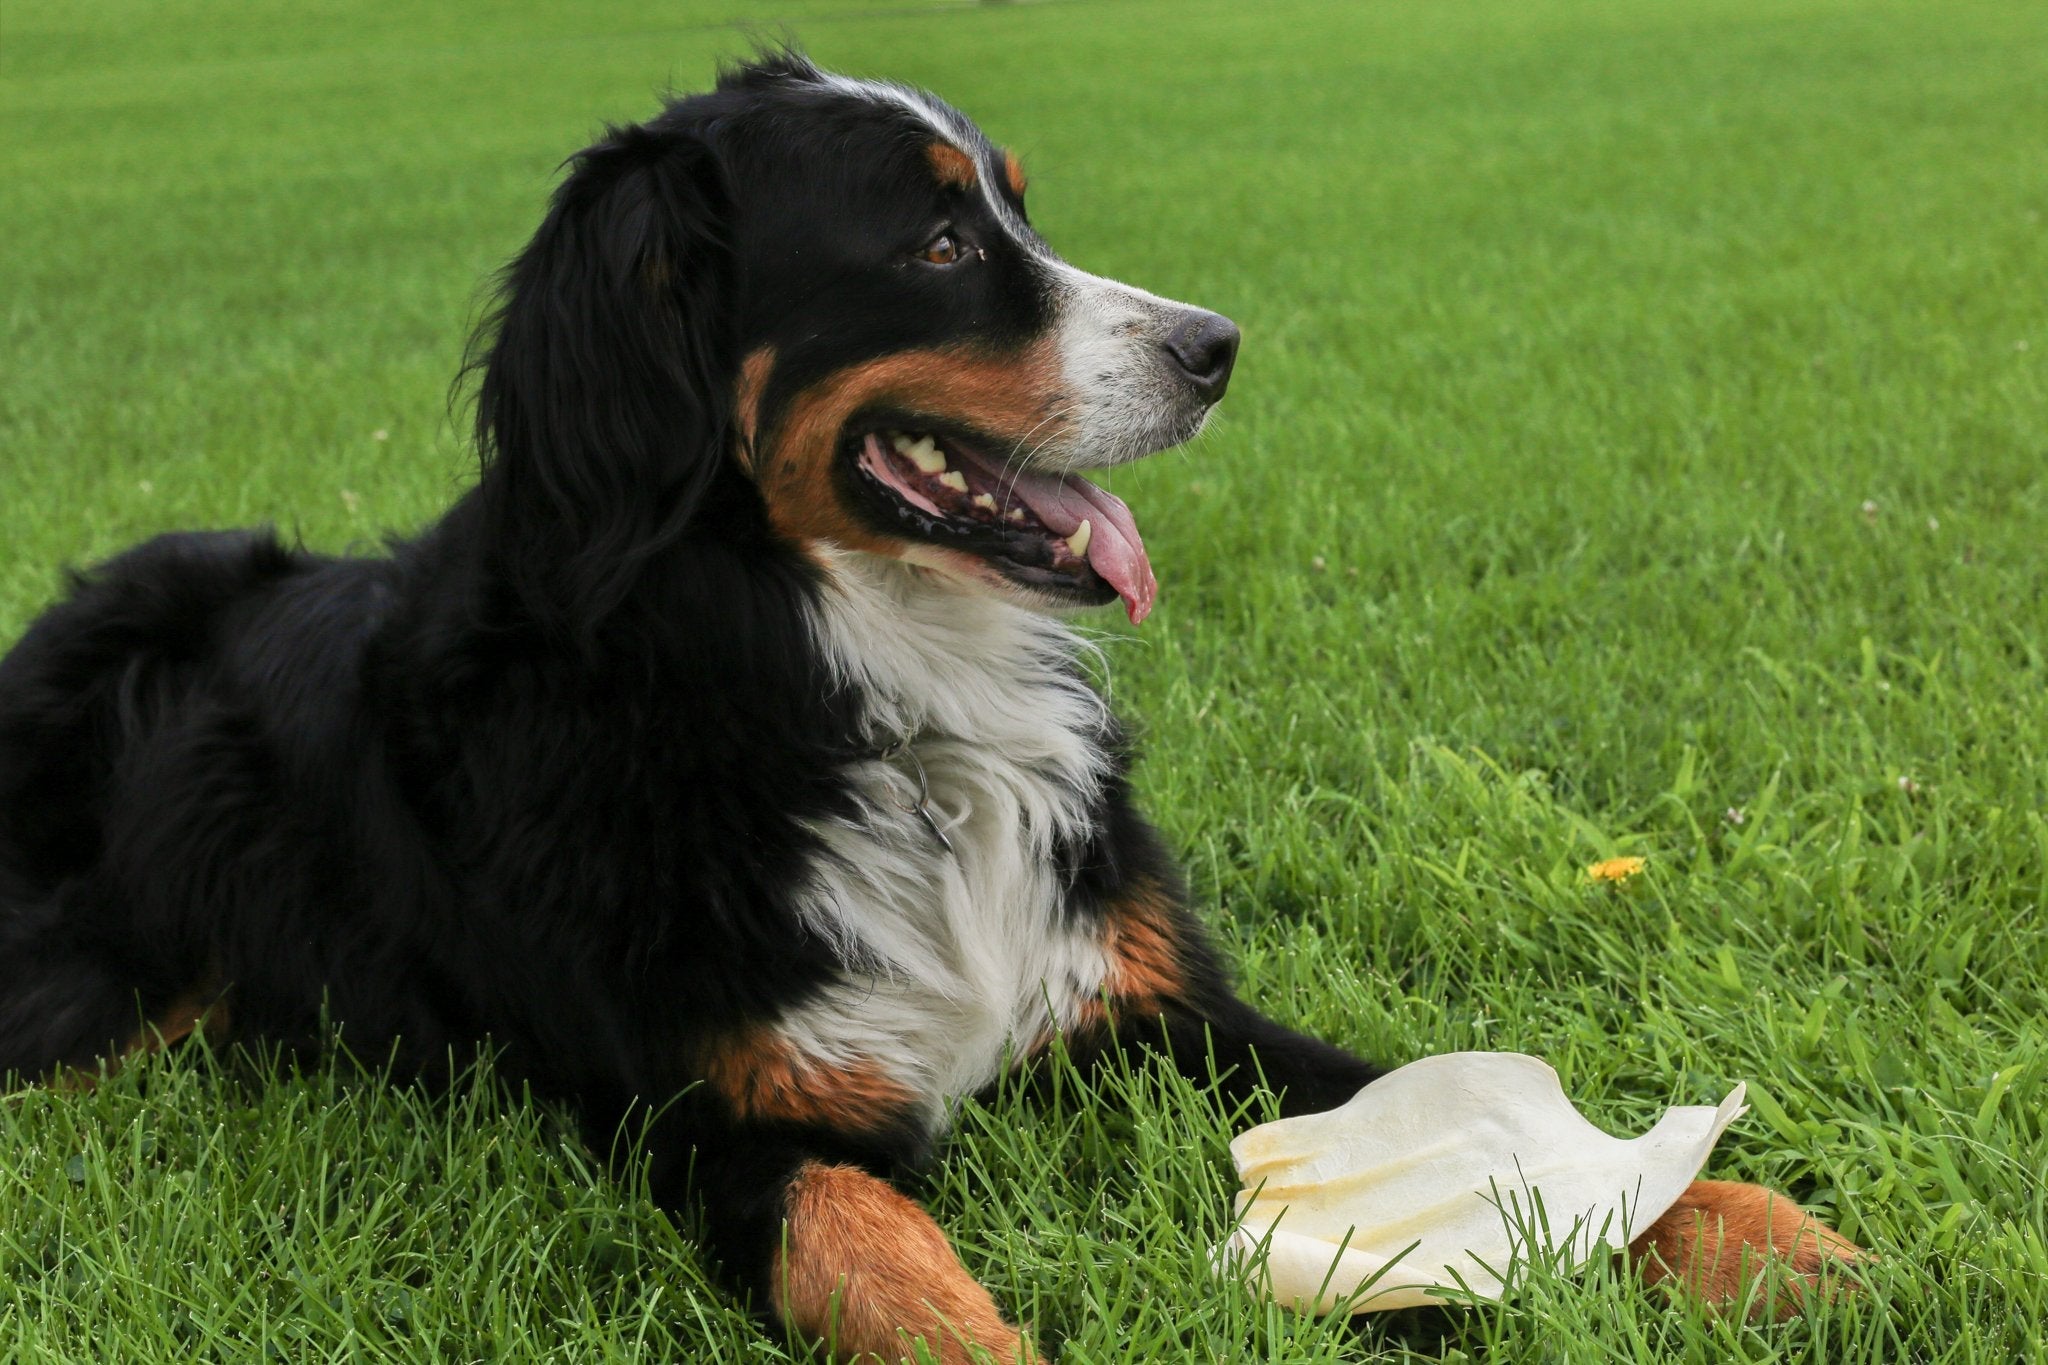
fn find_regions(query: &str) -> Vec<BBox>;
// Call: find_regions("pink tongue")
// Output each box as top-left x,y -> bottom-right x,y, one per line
952,450 -> 1158,623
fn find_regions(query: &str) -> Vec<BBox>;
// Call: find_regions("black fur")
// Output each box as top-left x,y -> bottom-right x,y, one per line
0,53 -> 1379,1349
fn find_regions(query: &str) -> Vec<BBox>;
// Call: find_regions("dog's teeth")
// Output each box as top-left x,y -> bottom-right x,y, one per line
937,470 -> 969,493
906,436 -> 947,474
890,433 -> 915,455
1068,519 -> 1092,557
972,493 -> 998,512
1007,508 -> 1027,522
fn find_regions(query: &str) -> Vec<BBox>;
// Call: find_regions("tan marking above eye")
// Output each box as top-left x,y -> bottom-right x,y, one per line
1003,149 -> 1027,198
926,142 -> 977,190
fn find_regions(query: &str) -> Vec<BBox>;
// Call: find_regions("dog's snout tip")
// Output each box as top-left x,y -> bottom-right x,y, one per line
1163,310 -> 1241,404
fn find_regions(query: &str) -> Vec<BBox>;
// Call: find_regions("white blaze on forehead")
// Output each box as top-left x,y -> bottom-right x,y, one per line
817,71 -> 964,138
816,72 -> 1040,245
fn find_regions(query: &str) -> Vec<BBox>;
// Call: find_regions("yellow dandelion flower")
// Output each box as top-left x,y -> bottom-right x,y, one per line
1586,856 -> 1646,884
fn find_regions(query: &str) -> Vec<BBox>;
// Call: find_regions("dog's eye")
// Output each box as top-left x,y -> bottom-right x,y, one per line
919,232 -> 963,266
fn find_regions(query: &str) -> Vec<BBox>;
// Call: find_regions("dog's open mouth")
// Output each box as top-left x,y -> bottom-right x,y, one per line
848,426 -> 1158,623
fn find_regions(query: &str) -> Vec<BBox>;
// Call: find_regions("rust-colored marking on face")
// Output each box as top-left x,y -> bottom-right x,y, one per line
750,342 -> 1069,560
735,345 -> 777,461
697,1028 -> 917,1135
1003,150 -> 1028,198
774,1161 -> 1038,1364
1631,1180 -> 1863,1321
927,142 -> 978,190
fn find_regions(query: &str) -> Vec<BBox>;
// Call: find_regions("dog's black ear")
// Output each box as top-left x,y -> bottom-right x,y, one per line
470,118 -> 733,640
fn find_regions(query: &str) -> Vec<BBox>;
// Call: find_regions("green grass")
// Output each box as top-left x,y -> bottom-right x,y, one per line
4,0 -> 2046,1359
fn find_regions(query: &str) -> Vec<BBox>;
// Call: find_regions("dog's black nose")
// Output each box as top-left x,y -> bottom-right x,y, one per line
1163,309 -> 1241,404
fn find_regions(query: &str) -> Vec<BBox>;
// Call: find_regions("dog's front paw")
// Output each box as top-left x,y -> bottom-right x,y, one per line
1630,1179 -> 1863,1321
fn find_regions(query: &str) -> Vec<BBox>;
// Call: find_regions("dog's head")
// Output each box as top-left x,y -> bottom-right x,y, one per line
471,52 -> 1236,635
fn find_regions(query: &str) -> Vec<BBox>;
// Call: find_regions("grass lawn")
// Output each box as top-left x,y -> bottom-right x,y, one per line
4,0 -> 2046,1359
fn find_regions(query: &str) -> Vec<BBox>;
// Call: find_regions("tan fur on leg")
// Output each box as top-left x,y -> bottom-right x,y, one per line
1631,1179 -> 1862,1320
123,991 -> 230,1058
774,1162 -> 1039,1364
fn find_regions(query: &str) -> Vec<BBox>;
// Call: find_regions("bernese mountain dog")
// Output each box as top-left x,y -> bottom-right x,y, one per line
0,53 -> 1856,1363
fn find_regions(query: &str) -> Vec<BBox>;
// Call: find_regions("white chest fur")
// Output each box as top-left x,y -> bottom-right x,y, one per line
785,554 -> 1115,1124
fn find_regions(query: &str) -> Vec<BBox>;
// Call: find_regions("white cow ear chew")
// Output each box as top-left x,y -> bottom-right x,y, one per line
1213,1052 -> 1747,1314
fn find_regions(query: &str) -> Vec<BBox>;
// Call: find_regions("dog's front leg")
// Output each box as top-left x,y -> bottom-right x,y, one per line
1068,878 -> 1862,1318
770,1159 -> 1039,1363
636,1111 -> 1039,1364
1064,873 -> 1384,1117
1629,1179 -> 1864,1320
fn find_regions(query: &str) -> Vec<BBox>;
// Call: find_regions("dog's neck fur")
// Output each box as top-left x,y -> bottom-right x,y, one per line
784,552 -> 1117,1119
809,553 -> 1110,772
